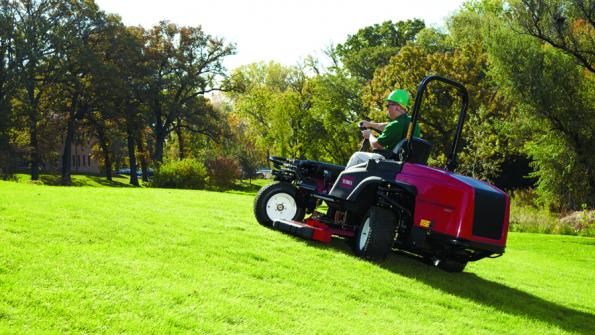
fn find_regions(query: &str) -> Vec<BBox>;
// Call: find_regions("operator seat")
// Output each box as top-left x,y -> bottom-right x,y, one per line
372,138 -> 432,164
391,137 -> 432,165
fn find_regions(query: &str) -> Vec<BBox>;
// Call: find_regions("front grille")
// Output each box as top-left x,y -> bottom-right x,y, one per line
472,187 -> 505,240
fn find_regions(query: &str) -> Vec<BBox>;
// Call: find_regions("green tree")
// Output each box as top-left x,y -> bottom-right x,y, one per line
303,66 -> 367,164
335,19 -> 425,80
414,27 -> 453,53
486,1 -> 594,209
92,22 -> 155,185
509,0 -> 594,73
10,0 -> 62,180
52,0 -> 107,184
143,21 -> 235,164
228,62 -> 310,159
0,2 -> 16,176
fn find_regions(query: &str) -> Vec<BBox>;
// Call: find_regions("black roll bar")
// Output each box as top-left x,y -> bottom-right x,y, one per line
405,75 -> 469,171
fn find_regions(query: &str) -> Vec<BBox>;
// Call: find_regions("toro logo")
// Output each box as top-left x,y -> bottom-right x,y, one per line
340,176 -> 355,189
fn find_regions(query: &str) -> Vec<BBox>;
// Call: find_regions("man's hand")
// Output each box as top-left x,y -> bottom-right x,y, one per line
361,129 -> 371,139
360,120 -> 371,129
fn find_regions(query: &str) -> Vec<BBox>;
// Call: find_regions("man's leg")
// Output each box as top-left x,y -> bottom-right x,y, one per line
346,151 -> 385,169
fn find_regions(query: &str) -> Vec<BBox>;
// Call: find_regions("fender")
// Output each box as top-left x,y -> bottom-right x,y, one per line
347,176 -> 417,201
346,176 -> 417,213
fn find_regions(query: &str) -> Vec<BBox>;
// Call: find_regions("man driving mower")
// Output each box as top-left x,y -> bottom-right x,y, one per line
346,89 -> 421,168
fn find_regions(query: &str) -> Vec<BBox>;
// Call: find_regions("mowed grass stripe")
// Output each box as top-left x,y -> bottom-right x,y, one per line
0,181 -> 593,334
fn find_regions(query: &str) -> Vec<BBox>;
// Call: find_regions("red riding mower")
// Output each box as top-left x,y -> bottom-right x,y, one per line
253,75 -> 509,272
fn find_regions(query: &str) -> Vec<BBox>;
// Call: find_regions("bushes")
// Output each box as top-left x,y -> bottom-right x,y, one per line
509,190 -> 594,237
150,157 -> 241,190
206,156 -> 241,190
150,159 -> 208,190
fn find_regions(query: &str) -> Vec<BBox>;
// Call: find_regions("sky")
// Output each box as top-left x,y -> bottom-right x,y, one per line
94,0 -> 466,71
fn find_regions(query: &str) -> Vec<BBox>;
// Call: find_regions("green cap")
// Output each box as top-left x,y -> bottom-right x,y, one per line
386,89 -> 410,107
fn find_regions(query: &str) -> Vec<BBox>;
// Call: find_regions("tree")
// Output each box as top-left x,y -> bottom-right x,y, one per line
414,27 -> 453,53
303,66 -> 367,164
94,23 -> 149,186
52,0 -> 107,184
228,62 -> 319,160
143,21 -> 235,164
10,0 -> 62,180
335,19 -> 425,80
0,2 -> 16,176
486,3 -> 594,209
509,0 -> 594,73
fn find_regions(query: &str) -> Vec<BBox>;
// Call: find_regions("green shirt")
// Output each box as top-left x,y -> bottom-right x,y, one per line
376,114 -> 421,150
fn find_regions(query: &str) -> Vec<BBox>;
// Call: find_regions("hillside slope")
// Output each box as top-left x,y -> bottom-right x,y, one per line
0,181 -> 593,334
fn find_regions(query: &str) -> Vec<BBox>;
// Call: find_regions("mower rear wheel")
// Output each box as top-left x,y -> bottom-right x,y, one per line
353,206 -> 398,261
254,182 -> 305,227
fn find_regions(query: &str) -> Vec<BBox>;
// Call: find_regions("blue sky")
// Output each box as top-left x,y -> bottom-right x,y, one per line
95,0 -> 465,70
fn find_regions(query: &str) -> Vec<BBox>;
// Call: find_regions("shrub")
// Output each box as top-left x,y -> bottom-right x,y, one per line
509,200 -> 595,237
150,159 -> 208,190
206,156 -> 241,190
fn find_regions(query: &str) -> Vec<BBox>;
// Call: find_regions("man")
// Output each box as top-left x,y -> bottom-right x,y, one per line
345,89 -> 421,168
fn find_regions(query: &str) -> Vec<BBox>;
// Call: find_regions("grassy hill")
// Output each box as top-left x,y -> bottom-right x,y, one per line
0,180 -> 593,334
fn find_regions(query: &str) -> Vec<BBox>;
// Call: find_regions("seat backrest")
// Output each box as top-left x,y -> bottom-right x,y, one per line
392,137 -> 432,165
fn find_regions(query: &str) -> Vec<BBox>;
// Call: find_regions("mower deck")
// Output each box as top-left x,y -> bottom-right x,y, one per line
273,218 -> 355,243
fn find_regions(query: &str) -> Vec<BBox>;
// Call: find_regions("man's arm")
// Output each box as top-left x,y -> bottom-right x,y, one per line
361,120 -> 388,132
363,130 -> 384,150
370,133 -> 384,150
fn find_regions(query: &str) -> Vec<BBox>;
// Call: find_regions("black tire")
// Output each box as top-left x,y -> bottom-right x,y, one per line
253,182 -> 306,227
353,206 -> 398,261
437,258 -> 468,273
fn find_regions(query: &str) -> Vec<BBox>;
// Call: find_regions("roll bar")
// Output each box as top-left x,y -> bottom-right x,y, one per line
405,75 -> 469,171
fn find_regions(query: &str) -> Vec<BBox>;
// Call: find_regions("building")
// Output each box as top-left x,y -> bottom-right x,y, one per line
51,129 -> 101,174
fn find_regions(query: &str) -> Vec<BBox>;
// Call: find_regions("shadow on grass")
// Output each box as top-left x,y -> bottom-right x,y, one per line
225,180 -> 270,196
85,176 -> 136,187
306,237 -> 594,335
38,174 -> 135,187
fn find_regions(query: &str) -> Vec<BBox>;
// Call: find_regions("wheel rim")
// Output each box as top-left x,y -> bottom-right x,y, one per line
265,192 -> 298,222
359,217 -> 371,250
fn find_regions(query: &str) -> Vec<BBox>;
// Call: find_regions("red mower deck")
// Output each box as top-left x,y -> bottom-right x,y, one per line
273,218 -> 356,243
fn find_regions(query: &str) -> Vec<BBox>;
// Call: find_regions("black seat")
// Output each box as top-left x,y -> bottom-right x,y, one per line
373,138 -> 432,164
391,138 -> 432,165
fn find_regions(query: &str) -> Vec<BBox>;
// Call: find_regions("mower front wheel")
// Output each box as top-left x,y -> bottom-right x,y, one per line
254,182 -> 306,227
353,206 -> 398,261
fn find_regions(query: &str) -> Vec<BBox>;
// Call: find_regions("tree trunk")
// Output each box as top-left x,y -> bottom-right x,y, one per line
91,117 -> 112,181
176,117 -> 185,160
153,130 -> 166,165
101,140 -> 112,181
61,112 -> 75,185
127,128 -> 139,186
137,137 -> 149,182
29,112 -> 39,180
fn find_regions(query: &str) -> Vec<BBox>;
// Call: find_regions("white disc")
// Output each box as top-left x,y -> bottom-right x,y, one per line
265,193 -> 298,222
359,217 -> 371,250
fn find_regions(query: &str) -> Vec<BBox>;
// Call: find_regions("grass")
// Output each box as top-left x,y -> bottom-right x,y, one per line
0,179 -> 593,334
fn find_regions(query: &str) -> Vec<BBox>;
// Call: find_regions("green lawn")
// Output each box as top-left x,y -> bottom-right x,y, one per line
0,180 -> 593,334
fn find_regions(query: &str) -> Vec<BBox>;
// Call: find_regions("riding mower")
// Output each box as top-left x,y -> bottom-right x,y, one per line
253,75 -> 510,272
